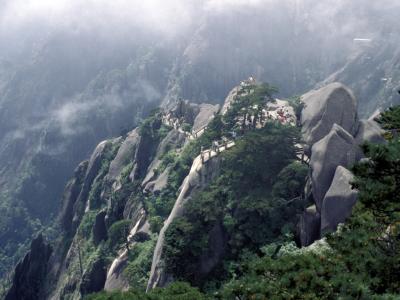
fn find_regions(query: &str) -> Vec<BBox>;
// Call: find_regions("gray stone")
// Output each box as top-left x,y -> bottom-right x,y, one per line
354,119 -> 385,159
221,86 -> 241,115
107,129 -> 140,181
142,129 -> 186,188
356,119 -> 385,145
321,166 -> 358,233
170,99 -> 201,125
301,82 -> 358,150
59,161 -> 88,233
310,124 -> 357,211
143,166 -> 170,194
193,104 -> 220,132
298,205 -> 321,247
71,140 -> 114,232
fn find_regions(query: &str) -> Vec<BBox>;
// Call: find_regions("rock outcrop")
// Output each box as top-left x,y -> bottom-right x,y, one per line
321,166 -> 358,233
310,124 -> 357,211
107,129 -> 140,182
130,122 -> 162,181
221,86 -> 241,115
193,104 -> 220,132
299,83 -> 384,246
355,119 -> 386,146
59,161 -> 89,233
298,205 -> 321,247
141,129 -> 186,193
6,234 -> 52,300
70,139 -> 120,232
301,82 -> 358,152
79,259 -> 107,296
93,210 -> 108,245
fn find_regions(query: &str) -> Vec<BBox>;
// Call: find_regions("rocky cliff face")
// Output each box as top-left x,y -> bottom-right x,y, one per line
4,98 -> 219,299
2,1 -> 398,281
5,80 -> 386,298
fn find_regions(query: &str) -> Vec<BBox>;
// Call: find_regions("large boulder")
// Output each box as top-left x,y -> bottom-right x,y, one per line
354,119 -> 385,160
355,118 -> 385,144
298,205 -> 321,247
321,166 -> 358,233
301,82 -> 358,151
310,124 -> 357,211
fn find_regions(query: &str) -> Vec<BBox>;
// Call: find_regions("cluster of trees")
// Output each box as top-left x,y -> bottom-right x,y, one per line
224,83 -> 277,131
163,123 -> 309,287
218,106 -> 400,298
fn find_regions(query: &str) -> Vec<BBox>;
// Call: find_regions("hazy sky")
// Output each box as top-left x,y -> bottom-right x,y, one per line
1,0 -> 399,41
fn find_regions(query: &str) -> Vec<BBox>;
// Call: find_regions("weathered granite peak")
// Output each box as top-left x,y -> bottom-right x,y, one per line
301,82 -> 358,152
5,234 -> 52,300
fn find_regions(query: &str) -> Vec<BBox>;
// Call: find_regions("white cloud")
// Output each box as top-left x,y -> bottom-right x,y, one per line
0,0 -> 197,38
205,0 -> 265,10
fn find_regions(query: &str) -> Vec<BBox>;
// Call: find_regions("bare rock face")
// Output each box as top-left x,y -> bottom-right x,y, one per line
321,166 -> 358,233
141,129 -> 186,191
355,119 -> 385,148
70,140 -> 119,232
107,129 -> 140,181
193,103 -> 220,132
59,161 -> 88,233
354,119 -> 385,160
221,86 -> 241,115
301,82 -> 358,151
170,100 -> 200,124
6,234 -> 52,300
310,124 -> 357,211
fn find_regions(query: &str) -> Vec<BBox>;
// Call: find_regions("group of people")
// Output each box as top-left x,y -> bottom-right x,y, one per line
264,106 -> 295,125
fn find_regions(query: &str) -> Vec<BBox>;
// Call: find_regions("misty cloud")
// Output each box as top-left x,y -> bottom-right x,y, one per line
0,0 -> 198,39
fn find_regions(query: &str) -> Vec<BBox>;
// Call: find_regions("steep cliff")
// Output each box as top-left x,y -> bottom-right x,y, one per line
3,96 -> 220,299
6,80 -> 387,299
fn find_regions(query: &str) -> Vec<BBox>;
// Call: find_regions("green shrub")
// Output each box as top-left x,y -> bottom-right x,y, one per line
124,237 -> 156,290
149,216 -> 164,233
107,220 -> 131,252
